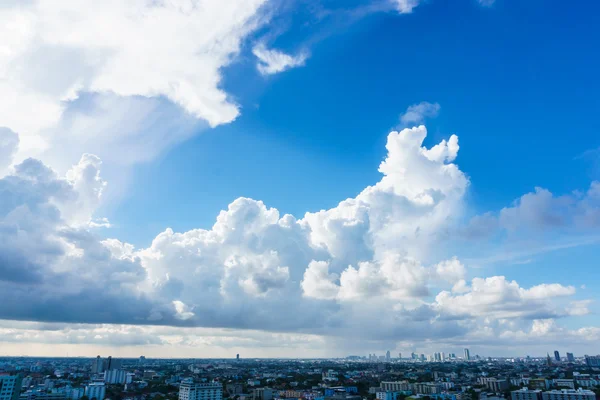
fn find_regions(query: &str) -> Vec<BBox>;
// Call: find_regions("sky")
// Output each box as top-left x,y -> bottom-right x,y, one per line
0,0 -> 599,359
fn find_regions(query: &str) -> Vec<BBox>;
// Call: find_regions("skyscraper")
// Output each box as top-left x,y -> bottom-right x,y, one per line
464,348 -> 470,361
385,350 -> 391,361
554,351 -> 561,362
567,353 -> 575,362
236,354 -> 240,361
91,355 -> 104,374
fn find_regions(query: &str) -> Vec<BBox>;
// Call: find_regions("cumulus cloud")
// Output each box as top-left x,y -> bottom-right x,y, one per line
253,43 -> 308,75
0,127 -> 19,171
0,124 -> 588,350
434,276 -> 580,320
0,0 -> 269,165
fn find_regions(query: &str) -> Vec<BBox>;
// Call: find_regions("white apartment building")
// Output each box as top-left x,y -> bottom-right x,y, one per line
104,370 -> 126,385
380,382 -> 411,392
541,389 -> 595,400
85,383 -> 106,400
0,375 -> 21,400
511,389 -> 542,400
179,382 -> 223,400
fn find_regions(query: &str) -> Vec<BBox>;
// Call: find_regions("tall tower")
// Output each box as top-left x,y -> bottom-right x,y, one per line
554,351 -> 560,362
464,348 -> 470,361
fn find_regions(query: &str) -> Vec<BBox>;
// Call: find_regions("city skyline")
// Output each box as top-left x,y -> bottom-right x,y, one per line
0,0 -> 599,358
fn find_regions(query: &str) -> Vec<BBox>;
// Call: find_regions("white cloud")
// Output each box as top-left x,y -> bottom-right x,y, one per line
400,101 -> 441,127
0,127 -> 19,172
253,43 -> 308,75
464,182 -> 600,237
0,123 -> 590,351
0,0 -> 269,164
392,0 -> 423,14
434,276 -> 580,320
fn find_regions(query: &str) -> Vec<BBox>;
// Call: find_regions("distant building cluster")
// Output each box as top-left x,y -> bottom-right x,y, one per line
0,348 -> 599,400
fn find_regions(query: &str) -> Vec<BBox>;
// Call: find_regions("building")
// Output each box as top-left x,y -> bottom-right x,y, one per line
0,375 -> 22,400
511,389 -> 542,400
552,380 -> 574,389
104,370 -> 126,385
464,349 -> 470,361
143,371 -> 157,380
479,378 -> 509,393
236,354 -> 240,361
84,383 -> 106,400
541,390 -> 595,400
554,351 -> 561,362
381,382 -> 411,392
65,388 -> 84,400
19,392 -> 66,400
139,356 -> 146,364
91,357 -> 104,374
530,380 -> 550,391
226,384 -> 243,396
566,353 -> 575,363
252,388 -> 273,400
584,355 -> 600,368
103,357 -> 121,371
179,382 -> 223,400
377,393 -> 407,400
386,351 -> 391,362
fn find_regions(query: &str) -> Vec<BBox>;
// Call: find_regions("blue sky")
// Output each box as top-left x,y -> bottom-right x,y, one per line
108,0 -> 600,242
0,0 -> 599,357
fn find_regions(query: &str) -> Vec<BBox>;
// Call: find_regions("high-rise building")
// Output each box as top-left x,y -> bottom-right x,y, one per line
464,348 -> 470,361
566,353 -> 575,363
104,369 -> 126,384
179,381 -> 223,400
104,356 -> 121,371
554,351 -> 561,362
386,350 -> 391,361
91,356 -> 104,374
0,374 -> 22,400
236,354 -> 239,361
584,355 -> 600,367
85,382 -> 106,400
139,356 -> 146,364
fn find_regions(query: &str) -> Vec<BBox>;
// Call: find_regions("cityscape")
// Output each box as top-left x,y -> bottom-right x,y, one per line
3,351 -> 600,400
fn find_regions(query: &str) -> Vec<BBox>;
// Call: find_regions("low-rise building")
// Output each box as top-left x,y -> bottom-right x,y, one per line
541,389 -> 595,400
511,388 -> 542,400
179,382 -> 223,400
